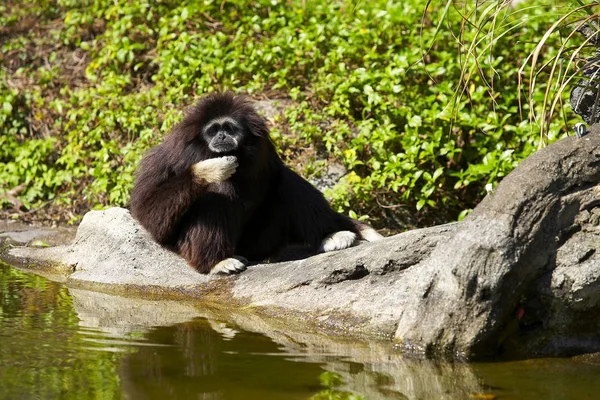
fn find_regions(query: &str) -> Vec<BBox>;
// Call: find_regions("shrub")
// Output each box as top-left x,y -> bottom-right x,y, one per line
0,0 -> 580,229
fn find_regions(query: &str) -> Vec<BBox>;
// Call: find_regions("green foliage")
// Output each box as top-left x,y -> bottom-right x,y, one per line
0,0 -> 579,228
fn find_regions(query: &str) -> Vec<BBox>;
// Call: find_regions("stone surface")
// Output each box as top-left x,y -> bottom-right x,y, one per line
0,229 -> 54,244
7,126 -> 600,359
9,207 -> 457,340
309,162 -> 348,192
392,126 -> 600,358
570,82 -> 599,125
253,99 -> 292,121
10,207 -> 210,287
570,65 -> 600,125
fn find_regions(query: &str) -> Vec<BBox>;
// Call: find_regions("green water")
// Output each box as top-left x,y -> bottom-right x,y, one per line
1,263 -> 600,400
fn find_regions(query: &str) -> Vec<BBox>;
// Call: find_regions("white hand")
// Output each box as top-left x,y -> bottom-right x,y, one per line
191,156 -> 238,183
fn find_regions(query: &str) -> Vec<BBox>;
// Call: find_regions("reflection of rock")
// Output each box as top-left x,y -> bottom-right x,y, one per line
572,352 -> 600,365
227,311 -> 484,400
9,127 -> 600,359
69,288 -> 203,336
206,319 -> 239,340
68,287 -> 485,400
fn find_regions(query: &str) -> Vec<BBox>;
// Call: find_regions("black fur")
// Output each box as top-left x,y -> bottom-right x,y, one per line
130,92 -> 359,273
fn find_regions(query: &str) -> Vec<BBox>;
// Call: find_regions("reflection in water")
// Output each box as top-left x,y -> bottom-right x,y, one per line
0,264 -> 122,400
121,322 -> 323,399
2,261 -> 600,400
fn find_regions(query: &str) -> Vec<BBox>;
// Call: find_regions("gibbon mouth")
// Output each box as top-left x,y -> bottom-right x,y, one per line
209,140 -> 238,154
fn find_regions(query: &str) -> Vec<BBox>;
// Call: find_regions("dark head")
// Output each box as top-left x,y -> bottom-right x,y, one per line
168,92 -> 273,163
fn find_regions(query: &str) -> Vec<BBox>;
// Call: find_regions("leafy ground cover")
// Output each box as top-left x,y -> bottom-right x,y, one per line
0,0 -> 582,230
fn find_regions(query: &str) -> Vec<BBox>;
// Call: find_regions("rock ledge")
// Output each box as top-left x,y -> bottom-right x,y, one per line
9,126 -> 600,359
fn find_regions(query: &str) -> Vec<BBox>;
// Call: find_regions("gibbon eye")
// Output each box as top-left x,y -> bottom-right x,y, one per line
222,121 -> 234,132
205,124 -> 219,137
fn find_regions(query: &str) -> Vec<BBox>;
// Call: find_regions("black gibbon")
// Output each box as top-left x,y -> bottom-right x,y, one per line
130,92 -> 382,274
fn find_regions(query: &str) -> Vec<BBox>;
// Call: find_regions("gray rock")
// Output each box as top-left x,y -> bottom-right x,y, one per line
253,99 -> 292,121
11,207 -> 210,288
309,162 -> 347,192
0,229 -> 54,244
394,126 -> 600,358
8,125 -> 600,359
570,74 -> 600,125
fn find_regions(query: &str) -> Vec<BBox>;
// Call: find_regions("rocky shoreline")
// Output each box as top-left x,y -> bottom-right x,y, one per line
4,125 -> 600,360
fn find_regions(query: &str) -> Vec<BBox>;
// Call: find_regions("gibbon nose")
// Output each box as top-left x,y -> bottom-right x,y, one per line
216,131 -> 227,141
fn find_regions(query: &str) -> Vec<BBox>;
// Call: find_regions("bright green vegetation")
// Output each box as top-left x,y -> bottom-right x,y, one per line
0,0 -> 581,228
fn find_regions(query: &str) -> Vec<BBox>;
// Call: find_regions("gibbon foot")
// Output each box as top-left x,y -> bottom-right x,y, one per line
319,231 -> 357,253
210,256 -> 248,275
358,225 -> 384,242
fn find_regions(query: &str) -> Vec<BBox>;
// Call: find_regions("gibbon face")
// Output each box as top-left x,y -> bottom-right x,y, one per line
201,116 -> 245,155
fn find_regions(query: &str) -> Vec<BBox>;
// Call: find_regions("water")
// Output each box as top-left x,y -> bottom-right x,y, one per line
1,262 -> 600,400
